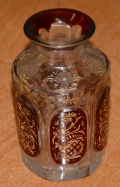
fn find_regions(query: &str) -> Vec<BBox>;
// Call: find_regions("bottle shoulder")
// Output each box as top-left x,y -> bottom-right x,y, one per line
12,42 -> 110,93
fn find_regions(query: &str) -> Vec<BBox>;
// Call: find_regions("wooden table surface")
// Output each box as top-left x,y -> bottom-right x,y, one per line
0,0 -> 120,186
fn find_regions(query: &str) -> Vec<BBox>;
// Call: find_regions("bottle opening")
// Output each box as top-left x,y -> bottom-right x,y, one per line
24,9 -> 95,49
38,20 -> 83,43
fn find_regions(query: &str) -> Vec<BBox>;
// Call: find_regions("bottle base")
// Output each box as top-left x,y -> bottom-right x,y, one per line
21,149 -> 105,181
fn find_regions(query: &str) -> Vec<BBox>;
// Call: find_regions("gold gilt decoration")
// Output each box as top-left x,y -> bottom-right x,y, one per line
50,109 -> 87,165
95,86 -> 110,151
16,98 -> 39,157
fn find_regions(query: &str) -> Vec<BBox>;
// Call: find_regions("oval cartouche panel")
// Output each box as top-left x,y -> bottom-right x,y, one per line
95,86 -> 110,151
16,98 -> 39,157
50,108 -> 87,165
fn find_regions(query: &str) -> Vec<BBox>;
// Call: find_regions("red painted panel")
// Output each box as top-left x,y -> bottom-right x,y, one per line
16,98 -> 39,157
50,109 -> 87,165
95,87 -> 110,151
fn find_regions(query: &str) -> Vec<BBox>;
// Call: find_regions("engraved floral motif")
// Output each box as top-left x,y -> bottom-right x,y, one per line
16,98 -> 39,157
55,71 -> 73,88
50,109 -> 87,164
47,70 -> 82,89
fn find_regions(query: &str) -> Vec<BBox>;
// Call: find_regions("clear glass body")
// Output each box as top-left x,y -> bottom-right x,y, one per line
11,9 -> 110,181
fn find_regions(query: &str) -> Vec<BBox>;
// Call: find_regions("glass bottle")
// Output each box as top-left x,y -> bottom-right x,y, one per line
11,9 -> 110,181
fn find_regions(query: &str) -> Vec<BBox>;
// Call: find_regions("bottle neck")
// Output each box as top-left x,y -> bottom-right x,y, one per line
37,45 -> 78,67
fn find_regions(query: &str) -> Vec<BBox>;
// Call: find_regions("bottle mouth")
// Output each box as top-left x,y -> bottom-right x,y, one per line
24,8 -> 95,50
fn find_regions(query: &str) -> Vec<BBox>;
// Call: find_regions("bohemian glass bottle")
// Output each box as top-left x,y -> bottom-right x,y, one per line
11,9 -> 110,181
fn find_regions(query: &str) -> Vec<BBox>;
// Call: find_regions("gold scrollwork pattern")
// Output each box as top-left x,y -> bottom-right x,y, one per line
95,87 -> 110,151
50,109 -> 87,165
16,98 -> 39,157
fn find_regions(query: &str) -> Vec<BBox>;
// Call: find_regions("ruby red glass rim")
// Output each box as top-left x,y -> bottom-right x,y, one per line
24,8 -> 95,49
